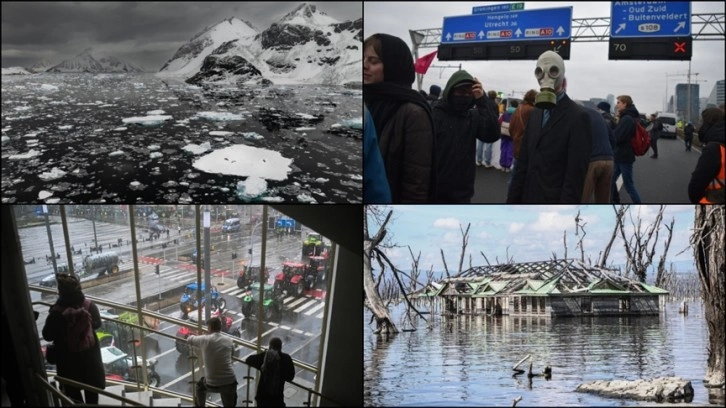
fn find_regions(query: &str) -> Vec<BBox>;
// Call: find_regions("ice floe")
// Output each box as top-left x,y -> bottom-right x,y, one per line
241,132 -> 264,140
182,142 -> 212,155
192,144 -> 293,181
40,84 -> 59,91
148,145 -> 161,151
150,152 -> 163,159
195,111 -> 245,121
38,167 -> 67,181
1,136 -> 9,144
38,190 -> 54,200
209,131 -> 234,136
109,150 -> 125,157
58,125 -> 73,130
121,115 -> 173,126
9,149 -> 42,160
113,127 -> 127,131
236,176 -> 268,200
146,109 -> 166,115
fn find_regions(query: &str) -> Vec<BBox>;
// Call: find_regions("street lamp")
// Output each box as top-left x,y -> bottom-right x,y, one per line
203,208 -> 211,323
248,221 -> 263,269
43,205 -> 59,275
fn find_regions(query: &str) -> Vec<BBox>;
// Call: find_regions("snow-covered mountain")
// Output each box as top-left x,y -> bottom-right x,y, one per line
1,67 -> 32,75
27,60 -> 56,73
47,48 -> 144,73
158,3 -> 362,86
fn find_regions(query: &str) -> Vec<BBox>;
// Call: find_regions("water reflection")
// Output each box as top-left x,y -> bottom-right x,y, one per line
364,301 -> 713,406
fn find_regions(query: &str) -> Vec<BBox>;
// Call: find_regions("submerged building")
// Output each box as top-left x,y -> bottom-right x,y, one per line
423,259 -> 668,317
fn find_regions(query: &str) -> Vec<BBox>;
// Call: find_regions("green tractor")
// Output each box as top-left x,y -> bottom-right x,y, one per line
241,282 -> 283,320
302,233 -> 326,258
97,310 -> 159,354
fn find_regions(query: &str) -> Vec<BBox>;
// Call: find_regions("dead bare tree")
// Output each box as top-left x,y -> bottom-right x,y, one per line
598,205 -> 628,268
408,246 -> 421,294
480,251 -> 492,266
364,206 -> 398,334
654,218 -> 675,287
575,210 -> 587,263
616,205 -> 671,282
458,223 -> 471,274
440,249 -> 450,279
692,205 -> 725,388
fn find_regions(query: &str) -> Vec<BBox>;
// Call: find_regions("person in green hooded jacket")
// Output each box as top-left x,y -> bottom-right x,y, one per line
431,70 -> 500,203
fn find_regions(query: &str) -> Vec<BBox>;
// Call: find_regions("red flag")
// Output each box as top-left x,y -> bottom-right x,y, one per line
414,50 -> 437,75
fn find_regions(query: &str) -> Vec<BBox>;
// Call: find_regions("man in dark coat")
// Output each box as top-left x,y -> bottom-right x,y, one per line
245,337 -> 295,407
648,114 -> 663,158
432,70 -> 500,203
610,95 -> 642,203
508,51 -> 592,203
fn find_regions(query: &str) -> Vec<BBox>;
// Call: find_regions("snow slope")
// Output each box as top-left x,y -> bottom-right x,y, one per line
47,48 -> 144,73
1,67 -> 32,75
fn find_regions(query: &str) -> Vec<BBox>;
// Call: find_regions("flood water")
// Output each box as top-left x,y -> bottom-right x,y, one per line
364,300 -> 724,406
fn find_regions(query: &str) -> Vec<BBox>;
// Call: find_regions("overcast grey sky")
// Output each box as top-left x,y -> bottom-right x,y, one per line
2,1 -> 361,71
365,1 -> 725,116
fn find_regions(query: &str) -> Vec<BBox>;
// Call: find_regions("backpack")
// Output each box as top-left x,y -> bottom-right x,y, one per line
54,299 -> 95,352
631,120 -> 651,156
260,351 -> 282,397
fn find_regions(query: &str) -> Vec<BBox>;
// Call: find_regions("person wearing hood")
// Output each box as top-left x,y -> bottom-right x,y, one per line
684,121 -> 695,152
427,84 -> 441,105
688,107 -> 725,203
597,101 -> 616,130
610,94 -> 642,203
363,33 -> 436,203
507,51 -> 592,203
432,70 -> 500,203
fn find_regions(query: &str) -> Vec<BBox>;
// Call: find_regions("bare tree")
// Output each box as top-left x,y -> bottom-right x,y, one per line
575,210 -> 587,263
364,207 -> 398,334
616,205 -> 671,283
408,246 -> 421,294
692,205 -> 725,388
654,218 -> 675,287
598,205 -> 628,268
458,223 -> 471,274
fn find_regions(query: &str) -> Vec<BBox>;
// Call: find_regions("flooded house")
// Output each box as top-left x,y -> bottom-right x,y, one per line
419,259 -> 668,317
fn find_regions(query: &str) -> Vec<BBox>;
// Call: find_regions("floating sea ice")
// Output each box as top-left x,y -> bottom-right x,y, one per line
296,193 -> 318,204
9,149 -> 41,160
94,129 -> 104,133
150,152 -> 163,159
295,113 -> 317,120
294,127 -> 316,132
236,177 -> 268,201
315,178 -> 329,183
38,167 -> 67,181
209,131 -> 234,136
261,196 -> 285,203
58,125 -> 73,130
342,117 -> 363,130
38,190 -> 54,200
113,127 -> 127,131
1,136 -> 10,144
108,150 -> 125,157
40,84 -> 59,91
23,132 -> 39,138
192,144 -> 292,181
241,132 -> 264,140
14,106 -> 31,111
146,109 -> 166,115
129,181 -> 145,191
121,115 -> 173,126
182,142 -> 212,155
195,111 -> 244,121
148,145 -> 161,151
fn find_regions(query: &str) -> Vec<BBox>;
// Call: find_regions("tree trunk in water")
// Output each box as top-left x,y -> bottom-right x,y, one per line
693,205 -> 725,388
364,239 -> 398,335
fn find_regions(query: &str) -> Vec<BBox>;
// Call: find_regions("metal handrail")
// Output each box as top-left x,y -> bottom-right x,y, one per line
40,373 -> 145,406
34,372 -> 76,406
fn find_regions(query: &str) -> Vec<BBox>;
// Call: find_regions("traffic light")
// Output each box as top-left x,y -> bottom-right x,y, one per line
155,265 -> 160,275
232,252 -> 238,259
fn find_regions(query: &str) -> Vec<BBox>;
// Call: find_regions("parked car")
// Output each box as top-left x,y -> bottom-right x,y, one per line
241,282 -> 283,320
179,283 -> 226,317
101,345 -> 161,387
175,307 -> 239,355
222,218 -> 241,233
656,112 -> 678,139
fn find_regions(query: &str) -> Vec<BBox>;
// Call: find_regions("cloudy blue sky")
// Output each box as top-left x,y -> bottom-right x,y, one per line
365,1 -> 725,116
368,205 -> 697,278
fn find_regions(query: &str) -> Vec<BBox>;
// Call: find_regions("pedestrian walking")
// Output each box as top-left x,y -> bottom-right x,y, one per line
507,51 -> 592,203
363,33 -> 436,203
596,102 -> 616,130
498,100 -> 517,172
508,89 -> 538,192
580,104 -> 615,203
432,71 -> 500,203
684,121 -> 694,152
427,84 -> 441,105
189,317 -> 238,407
610,95 -> 643,203
245,337 -> 295,407
42,274 -> 105,404
477,90 -> 500,167
688,107 -> 725,203
648,114 -> 663,158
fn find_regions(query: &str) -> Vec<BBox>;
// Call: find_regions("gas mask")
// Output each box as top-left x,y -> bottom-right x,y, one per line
534,51 -> 565,109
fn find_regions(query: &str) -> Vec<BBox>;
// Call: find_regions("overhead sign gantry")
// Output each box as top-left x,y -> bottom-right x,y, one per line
608,1 -> 692,60
438,6 -> 572,61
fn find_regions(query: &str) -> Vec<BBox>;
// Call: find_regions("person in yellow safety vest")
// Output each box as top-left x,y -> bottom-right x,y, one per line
688,107 -> 725,203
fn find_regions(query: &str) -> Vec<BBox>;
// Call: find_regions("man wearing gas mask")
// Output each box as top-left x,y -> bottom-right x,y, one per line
507,51 -> 592,203
431,69 -> 500,203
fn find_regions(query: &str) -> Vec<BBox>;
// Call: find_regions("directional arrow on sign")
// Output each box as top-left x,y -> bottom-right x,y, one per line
446,33 -> 452,40
478,30 -> 485,39
673,22 -> 685,33
515,28 -> 523,38
556,26 -> 565,36
615,23 -> 626,34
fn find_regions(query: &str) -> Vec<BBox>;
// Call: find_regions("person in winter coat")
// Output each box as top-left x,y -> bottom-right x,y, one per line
580,104 -> 615,203
610,95 -> 642,203
245,337 -> 295,407
432,70 -> 500,203
363,104 -> 391,203
498,100 -> 517,172
688,107 -> 725,203
684,121 -> 695,152
508,89 -> 537,191
42,274 -> 105,404
427,84 -> 441,105
507,51 -> 592,203
597,101 -> 616,130
477,90 -> 501,167
648,114 -> 663,158
363,33 -> 436,203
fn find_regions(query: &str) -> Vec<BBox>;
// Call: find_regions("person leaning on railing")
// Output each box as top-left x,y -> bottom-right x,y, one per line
188,316 -> 238,407
246,337 -> 295,407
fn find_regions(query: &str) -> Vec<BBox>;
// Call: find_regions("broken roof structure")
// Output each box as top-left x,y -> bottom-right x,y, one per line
424,259 -> 668,316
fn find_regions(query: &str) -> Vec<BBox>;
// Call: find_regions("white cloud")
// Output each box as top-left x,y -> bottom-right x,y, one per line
477,231 -> 491,239
531,211 -> 573,232
509,222 -> 525,233
433,217 -> 460,229
443,231 -> 460,245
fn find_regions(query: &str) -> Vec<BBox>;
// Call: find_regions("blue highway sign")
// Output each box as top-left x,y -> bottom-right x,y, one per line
610,1 -> 691,38
473,3 -> 524,15
441,7 -> 572,44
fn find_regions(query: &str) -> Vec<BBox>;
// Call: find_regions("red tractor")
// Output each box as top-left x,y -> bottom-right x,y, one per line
307,255 -> 329,286
274,261 -> 307,297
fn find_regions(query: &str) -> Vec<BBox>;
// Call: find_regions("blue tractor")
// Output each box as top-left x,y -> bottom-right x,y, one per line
179,283 -> 226,318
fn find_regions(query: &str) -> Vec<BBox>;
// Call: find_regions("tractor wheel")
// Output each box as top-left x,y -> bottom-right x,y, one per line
263,306 -> 274,321
295,281 -> 305,297
111,265 -> 119,274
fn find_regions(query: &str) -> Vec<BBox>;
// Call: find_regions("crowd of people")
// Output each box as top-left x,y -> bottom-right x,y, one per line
362,33 -> 726,204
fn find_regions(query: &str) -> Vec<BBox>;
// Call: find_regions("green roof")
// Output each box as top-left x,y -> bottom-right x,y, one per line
640,283 -> 669,294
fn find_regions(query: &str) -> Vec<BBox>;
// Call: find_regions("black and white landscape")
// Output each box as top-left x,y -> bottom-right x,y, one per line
1,2 -> 362,203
